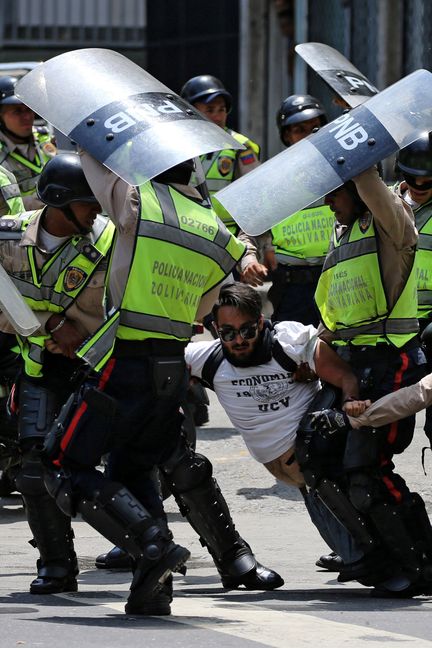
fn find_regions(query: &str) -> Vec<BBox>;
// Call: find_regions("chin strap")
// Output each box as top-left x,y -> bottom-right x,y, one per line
61,205 -> 89,235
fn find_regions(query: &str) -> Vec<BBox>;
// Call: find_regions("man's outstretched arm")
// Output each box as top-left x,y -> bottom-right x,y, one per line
348,373 -> 432,429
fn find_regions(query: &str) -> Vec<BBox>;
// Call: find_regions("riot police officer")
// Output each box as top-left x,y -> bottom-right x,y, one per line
0,76 -> 56,210
180,74 -> 267,286
263,94 -> 333,326
314,166 -> 432,596
0,153 -> 115,594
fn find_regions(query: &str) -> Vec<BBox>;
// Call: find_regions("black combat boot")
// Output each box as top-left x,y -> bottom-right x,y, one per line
78,485 -> 190,614
24,492 -> 78,595
95,546 -> 132,570
170,473 -> 283,590
125,575 -> 173,616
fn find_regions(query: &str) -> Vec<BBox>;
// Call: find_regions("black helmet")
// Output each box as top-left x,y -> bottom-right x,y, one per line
326,181 -> 367,216
180,75 -> 232,112
0,76 -> 21,105
37,153 -> 98,207
277,94 -> 327,142
397,132 -> 432,177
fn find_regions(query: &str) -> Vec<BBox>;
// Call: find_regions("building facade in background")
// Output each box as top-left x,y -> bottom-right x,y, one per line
1,0 -> 432,163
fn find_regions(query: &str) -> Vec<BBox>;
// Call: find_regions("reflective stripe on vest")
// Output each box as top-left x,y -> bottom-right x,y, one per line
11,215 -> 113,313
413,198 -> 432,319
78,180 -> 245,369
0,178 -> 24,215
17,335 -> 47,379
270,201 -> 334,264
315,218 -> 418,347
15,214 -> 114,377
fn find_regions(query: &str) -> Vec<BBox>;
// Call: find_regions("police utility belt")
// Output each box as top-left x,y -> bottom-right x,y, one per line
277,264 -> 322,284
114,338 -> 187,357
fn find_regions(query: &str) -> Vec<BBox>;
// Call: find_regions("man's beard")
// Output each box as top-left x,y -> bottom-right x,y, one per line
223,342 -> 256,367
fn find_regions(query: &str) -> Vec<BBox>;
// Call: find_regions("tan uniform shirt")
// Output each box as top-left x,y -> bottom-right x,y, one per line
0,209 -> 107,337
349,372 -> 432,430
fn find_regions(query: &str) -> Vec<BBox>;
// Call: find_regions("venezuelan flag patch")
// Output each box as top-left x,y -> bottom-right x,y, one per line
239,149 -> 256,165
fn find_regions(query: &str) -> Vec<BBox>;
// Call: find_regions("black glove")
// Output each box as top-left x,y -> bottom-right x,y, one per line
309,408 -> 351,439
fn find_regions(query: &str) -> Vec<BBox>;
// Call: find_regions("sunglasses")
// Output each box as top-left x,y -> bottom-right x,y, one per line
217,322 -> 259,343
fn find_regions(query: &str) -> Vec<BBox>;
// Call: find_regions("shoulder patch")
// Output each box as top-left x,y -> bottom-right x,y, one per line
358,212 -> 372,233
63,267 -> 87,292
217,155 -> 234,177
42,142 -> 57,157
239,148 -> 256,165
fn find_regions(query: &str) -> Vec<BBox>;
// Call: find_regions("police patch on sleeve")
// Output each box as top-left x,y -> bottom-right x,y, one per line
64,267 -> 87,292
42,142 -> 57,157
217,155 -> 234,177
239,148 -> 256,165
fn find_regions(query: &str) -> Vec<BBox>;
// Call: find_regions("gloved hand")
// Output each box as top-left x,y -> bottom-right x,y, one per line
310,408 -> 351,439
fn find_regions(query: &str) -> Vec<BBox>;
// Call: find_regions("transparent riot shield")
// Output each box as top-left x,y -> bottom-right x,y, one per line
214,69 -> 432,235
15,49 -> 243,186
0,264 -> 40,336
295,42 -> 379,108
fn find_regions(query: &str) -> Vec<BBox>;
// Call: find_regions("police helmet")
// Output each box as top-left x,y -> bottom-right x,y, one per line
180,75 -> 232,112
277,94 -> 327,142
37,153 -> 98,207
397,132 -> 432,177
0,76 -> 22,106
326,181 -> 367,216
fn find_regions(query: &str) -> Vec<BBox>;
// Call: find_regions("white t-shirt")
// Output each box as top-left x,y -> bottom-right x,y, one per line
185,321 -> 320,464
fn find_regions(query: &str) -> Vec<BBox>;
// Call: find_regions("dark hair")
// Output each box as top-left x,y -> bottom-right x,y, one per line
212,282 -> 262,322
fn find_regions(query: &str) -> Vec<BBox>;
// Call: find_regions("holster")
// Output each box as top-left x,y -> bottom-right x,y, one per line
42,386 -> 117,465
151,356 -> 187,399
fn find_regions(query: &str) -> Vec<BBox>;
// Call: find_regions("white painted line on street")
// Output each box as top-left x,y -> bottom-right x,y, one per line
57,592 -> 431,647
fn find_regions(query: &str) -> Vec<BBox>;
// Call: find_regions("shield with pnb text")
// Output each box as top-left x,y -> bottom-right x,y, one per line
213,69 -> 432,235
15,48 -> 244,186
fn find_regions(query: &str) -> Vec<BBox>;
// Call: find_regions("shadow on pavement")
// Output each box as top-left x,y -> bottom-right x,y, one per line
197,427 -> 240,440
237,482 -> 303,502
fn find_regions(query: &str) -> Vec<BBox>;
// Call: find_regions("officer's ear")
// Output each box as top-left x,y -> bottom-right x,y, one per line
258,314 -> 265,331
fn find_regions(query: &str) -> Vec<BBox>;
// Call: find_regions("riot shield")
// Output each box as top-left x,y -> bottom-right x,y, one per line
15,49 -> 243,186
213,69 -> 432,235
295,42 -> 379,108
0,264 -> 40,336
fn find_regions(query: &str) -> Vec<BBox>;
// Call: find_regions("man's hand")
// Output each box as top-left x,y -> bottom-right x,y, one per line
240,261 -> 268,287
46,315 -> 85,359
51,321 -> 85,359
310,408 -> 351,439
293,362 -> 318,383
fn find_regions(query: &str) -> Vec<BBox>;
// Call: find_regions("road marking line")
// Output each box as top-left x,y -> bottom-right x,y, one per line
57,592 -> 430,647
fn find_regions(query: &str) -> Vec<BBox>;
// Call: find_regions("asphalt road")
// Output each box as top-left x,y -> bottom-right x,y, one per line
1,376 -> 432,647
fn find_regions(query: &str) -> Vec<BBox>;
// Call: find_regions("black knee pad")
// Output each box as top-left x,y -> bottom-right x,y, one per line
160,442 -> 212,493
18,380 -> 60,441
